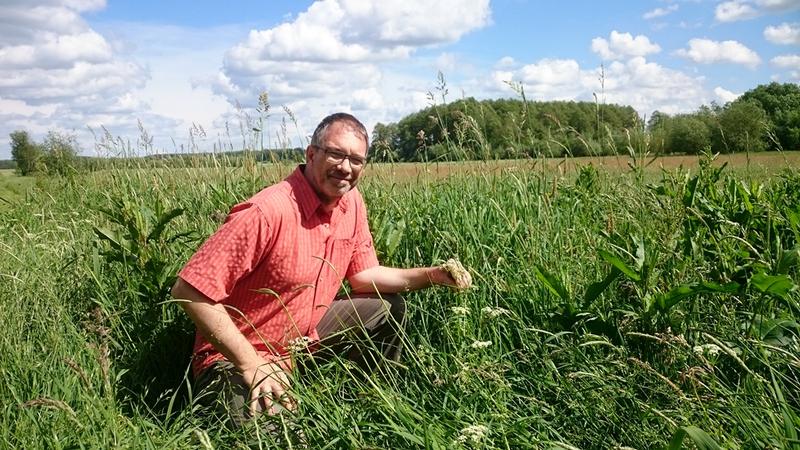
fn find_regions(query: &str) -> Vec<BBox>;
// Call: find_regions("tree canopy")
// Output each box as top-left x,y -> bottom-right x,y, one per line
370,82 -> 800,161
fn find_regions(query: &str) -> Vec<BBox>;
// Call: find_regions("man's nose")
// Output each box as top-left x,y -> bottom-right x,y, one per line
336,157 -> 353,172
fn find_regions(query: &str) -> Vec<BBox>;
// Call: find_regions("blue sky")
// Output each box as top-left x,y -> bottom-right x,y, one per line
1,0 -> 798,159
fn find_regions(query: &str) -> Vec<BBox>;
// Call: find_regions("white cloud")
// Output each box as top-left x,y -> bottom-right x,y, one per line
714,86 -> 741,103
715,1 -> 759,21
488,56 -> 708,116
351,87 -> 384,111
771,54 -> 800,68
0,30 -> 112,69
756,0 -> 800,11
675,38 -> 761,67
764,22 -> 800,44
488,59 -> 588,101
0,0 -> 188,158
212,0 -> 492,142
436,52 -> 458,73
643,5 -> 679,19
591,31 -> 661,61
495,56 -> 516,68
716,0 -> 800,22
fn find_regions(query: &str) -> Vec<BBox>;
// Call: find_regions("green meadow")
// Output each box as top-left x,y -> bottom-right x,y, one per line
0,153 -> 798,449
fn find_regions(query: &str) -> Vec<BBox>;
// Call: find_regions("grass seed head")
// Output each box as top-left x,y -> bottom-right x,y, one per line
442,258 -> 473,290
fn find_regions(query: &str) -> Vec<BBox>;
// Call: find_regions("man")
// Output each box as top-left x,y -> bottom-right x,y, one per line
172,113 -> 465,425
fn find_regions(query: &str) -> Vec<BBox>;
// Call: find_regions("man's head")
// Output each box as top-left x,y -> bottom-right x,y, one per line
304,113 -> 369,209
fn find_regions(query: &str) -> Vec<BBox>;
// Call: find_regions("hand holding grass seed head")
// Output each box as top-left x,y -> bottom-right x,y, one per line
441,258 -> 472,290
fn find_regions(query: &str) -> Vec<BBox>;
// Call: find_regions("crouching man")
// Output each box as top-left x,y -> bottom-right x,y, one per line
172,112 -> 465,425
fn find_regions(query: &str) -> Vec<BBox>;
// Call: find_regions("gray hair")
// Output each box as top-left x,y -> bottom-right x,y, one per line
310,113 -> 369,150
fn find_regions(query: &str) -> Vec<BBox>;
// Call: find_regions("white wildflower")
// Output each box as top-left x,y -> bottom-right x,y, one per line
693,343 -> 721,357
457,424 -> 489,444
451,306 -> 471,316
481,306 -> 510,318
470,340 -> 492,349
288,336 -> 311,353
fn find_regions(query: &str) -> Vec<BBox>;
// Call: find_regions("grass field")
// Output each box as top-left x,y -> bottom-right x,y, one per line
0,153 -> 798,449
0,169 -> 35,210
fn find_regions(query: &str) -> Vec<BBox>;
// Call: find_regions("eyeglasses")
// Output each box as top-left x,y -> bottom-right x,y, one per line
314,145 -> 367,168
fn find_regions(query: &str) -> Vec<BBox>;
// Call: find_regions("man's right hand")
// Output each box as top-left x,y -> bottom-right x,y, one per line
172,279 -> 298,417
240,359 -> 296,416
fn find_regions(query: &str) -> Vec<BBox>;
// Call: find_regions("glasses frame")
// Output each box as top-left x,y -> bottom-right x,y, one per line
314,145 -> 367,168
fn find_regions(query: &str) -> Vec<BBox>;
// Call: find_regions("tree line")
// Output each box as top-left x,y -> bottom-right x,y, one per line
8,82 -> 799,174
10,130 -> 81,176
370,82 -> 800,161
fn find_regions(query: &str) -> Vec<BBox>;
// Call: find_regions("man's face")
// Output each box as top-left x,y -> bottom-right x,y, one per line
304,121 -> 367,207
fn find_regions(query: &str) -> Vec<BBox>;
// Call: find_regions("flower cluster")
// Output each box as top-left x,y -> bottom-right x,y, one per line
693,343 -> 721,357
457,424 -> 489,444
451,306 -> 471,316
481,306 -> 510,318
288,336 -> 312,353
470,340 -> 492,349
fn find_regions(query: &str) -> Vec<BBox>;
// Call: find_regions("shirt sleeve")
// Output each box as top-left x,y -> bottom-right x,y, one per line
178,202 -> 273,302
346,191 -> 379,278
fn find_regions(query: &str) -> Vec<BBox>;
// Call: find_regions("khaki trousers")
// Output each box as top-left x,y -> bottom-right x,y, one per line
194,293 -> 406,426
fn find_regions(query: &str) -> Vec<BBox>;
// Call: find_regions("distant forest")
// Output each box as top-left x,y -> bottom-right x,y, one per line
5,82 -> 799,172
369,82 -> 800,162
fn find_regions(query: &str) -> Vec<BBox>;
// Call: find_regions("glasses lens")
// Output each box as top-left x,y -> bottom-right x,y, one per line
323,147 -> 364,167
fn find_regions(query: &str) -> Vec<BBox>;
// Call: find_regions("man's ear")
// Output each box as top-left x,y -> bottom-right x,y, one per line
305,145 -> 315,164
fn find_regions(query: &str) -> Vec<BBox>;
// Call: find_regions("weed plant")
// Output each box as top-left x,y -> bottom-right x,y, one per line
0,136 -> 798,449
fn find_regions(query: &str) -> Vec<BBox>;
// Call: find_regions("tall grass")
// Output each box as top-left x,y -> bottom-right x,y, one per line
1,145 -> 798,448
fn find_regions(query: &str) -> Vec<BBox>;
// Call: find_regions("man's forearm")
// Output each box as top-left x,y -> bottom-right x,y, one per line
348,265 -> 452,294
172,279 -> 265,371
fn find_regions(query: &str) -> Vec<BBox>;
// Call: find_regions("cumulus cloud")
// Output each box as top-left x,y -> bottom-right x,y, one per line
715,0 -> 800,22
211,0 -> 491,138
675,38 -> 761,67
488,56 -> 708,116
715,1 -> 759,21
714,86 -> 741,103
764,22 -> 800,44
591,31 -> 661,61
643,4 -> 679,19
771,54 -> 800,69
0,0 -> 185,157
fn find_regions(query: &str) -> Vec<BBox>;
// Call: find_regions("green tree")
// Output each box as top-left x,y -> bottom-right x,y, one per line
370,122 -> 400,162
9,130 -> 43,176
41,131 -> 79,176
739,82 -> 800,150
713,100 -> 768,153
666,115 -> 711,154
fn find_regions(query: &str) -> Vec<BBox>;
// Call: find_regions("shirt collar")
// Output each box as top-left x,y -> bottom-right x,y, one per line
287,165 -> 350,220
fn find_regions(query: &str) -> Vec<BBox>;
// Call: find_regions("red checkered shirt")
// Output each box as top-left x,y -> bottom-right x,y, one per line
178,166 -> 379,375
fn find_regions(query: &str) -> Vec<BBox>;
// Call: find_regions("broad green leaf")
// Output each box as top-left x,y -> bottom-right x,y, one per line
750,273 -> 797,300
633,235 -> 645,271
776,245 -> 800,275
385,219 -> 405,259
598,249 -> 641,281
92,226 -> 125,252
736,181 -> 753,213
682,175 -> 699,208
665,426 -> 722,450
534,265 -> 570,303
656,281 -> 740,311
147,207 -> 185,243
750,315 -> 799,344
582,268 -> 621,308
